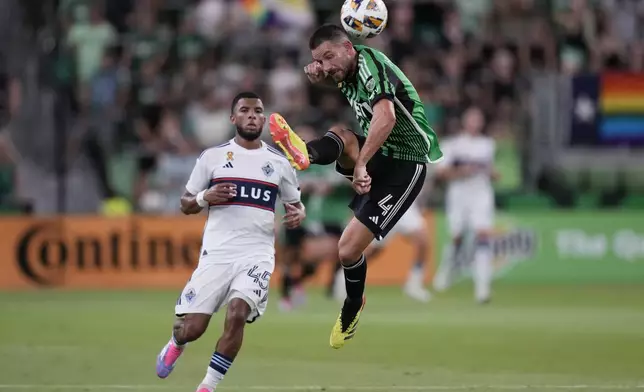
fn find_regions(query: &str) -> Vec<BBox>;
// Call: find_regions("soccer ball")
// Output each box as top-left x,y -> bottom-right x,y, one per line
340,0 -> 388,39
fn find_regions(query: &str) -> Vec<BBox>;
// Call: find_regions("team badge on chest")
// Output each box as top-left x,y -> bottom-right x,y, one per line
261,162 -> 275,177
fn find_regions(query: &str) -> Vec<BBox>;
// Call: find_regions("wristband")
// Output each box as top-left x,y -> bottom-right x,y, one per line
196,190 -> 208,207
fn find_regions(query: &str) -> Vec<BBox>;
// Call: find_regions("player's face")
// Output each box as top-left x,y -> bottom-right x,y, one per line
463,107 -> 485,135
311,40 -> 354,83
231,98 -> 266,141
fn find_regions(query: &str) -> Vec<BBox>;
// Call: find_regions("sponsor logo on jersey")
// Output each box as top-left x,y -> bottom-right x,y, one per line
209,177 -> 278,212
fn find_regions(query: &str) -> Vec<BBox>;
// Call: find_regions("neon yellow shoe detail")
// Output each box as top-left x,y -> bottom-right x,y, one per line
329,296 -> 366,349
268,113 -> 310,170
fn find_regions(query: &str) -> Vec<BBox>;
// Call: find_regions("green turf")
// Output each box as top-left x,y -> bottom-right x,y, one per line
1,284 -> 644,392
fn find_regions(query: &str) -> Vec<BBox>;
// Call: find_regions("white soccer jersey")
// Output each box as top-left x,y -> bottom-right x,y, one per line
185,138 -> 301,265
438,134 -> 496,235
437,134 -> 496,200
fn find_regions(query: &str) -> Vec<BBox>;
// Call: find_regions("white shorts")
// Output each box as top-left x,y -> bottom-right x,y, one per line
175,257 -> 274,324
373,203 -> 425,247
446,193 -> 494,237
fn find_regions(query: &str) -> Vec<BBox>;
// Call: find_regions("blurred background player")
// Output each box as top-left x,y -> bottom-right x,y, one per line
278,124 -> 352,311
155,92 -> 305,392
433,106 -> 498,304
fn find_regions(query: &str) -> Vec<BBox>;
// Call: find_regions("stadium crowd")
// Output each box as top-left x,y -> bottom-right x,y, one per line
0,0 -> 643,214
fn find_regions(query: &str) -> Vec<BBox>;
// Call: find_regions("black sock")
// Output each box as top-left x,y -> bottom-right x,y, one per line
300,262 -> 317,280
343,254 -> 367,300
281,272 -> 294,299
306,131 -> 344,165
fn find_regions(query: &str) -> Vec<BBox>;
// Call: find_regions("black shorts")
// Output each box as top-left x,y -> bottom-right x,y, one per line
335,135 -> 427,240
283,224 -> 344,248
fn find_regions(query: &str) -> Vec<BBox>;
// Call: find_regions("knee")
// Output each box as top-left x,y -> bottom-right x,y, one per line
413,227 -> 430,248
327,126 -> 357,149
174,315 -> 208,343
338,236 -> 363,265
223,299 -> 251,335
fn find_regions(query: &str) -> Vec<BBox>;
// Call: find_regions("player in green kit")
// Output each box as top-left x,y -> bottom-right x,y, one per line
269,24 -> 443,349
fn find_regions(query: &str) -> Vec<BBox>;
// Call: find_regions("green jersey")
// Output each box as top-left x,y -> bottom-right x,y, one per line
297,165 -> 352,228
338,45 -> 443,163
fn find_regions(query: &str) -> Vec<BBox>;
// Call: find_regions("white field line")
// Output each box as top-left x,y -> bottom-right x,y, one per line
0,385 -> 643,390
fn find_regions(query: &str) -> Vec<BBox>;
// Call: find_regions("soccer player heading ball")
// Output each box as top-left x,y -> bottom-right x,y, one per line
269,24 -> 444,349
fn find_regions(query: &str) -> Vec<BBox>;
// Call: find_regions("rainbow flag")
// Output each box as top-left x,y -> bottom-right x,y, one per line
571,72 -> 644,146
600,73 -> 644,140
240,0 -> 271,26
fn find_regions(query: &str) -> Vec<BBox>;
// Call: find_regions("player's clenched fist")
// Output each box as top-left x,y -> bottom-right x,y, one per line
205,182 -> 237,204
282,203 -> 306,229
352,165 -> 372,195
304,61 -> 326,84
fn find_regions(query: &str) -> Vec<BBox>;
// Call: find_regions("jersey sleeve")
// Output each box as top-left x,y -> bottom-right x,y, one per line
435,139 -> 453,169
360,49 -> 399,107
185,152 -> 211,194
278,164 -> 301,204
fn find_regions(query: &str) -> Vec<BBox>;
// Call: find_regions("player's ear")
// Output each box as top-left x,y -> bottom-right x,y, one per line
230,113 -> 236,125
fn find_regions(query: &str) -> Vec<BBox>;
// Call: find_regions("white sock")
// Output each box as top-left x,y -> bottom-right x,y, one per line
433,244 -> 456,291
200,352 -> 233,390
407,262 -> 424,286
473,240 -> 492,301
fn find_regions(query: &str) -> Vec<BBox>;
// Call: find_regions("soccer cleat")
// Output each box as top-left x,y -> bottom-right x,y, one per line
404,283 -> 432,303
278,298 -> 293,313
156,339 -> 184,378
329,296 -> 366,349
196,385 -> 213,392
269,113 -> 310,170
404,268 -> 432,303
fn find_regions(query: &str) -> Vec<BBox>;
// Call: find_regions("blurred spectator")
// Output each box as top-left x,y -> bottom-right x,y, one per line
3,0 -> 643,214
66,2 -> 118,83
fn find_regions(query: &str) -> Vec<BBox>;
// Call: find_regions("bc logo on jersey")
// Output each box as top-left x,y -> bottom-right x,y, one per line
209,177 -> 278,212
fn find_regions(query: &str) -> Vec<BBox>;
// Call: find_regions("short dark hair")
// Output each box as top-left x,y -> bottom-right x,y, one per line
231,91 -> 261,113
309,24 -> 349,50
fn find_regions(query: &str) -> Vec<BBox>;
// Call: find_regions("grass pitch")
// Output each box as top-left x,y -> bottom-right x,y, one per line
1,284 -> 643,392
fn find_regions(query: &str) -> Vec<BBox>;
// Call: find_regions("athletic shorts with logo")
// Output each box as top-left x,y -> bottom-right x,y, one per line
175,255 -> 273,324
335,134 -> 427,240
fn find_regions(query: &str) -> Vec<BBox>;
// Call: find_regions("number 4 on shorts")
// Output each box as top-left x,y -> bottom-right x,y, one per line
378,194 -> 393,216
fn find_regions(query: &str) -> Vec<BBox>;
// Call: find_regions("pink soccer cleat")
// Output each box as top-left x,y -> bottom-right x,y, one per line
156,339 -> 185,378
196,385 -> 214,392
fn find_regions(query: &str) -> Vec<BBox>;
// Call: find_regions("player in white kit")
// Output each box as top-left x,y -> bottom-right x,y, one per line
433,106 -> 498,303
155,92 -> 305,392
